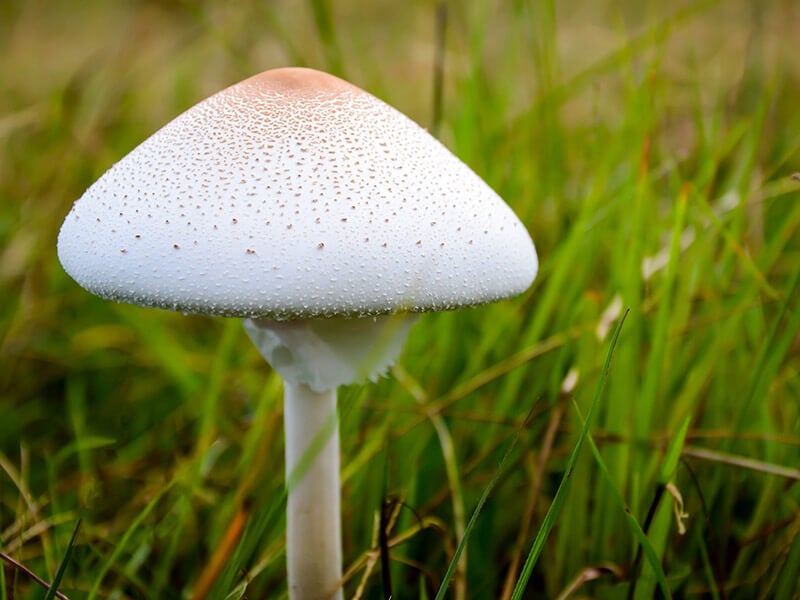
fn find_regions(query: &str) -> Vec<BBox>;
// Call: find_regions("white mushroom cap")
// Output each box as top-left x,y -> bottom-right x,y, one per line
57,68 -> 538,319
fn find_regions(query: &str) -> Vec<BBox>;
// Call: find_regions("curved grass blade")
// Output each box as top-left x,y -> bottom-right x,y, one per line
578,414 -> 672,599
433,408 -> 533,600
510,310 -> 629,600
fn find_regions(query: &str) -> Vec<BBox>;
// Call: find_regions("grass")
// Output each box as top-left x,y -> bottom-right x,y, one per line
2,0 -> 800,598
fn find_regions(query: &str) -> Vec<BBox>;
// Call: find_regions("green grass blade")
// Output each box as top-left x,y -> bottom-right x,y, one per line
42,519 -> 81,600
510,310 -> 629,599
694,525 -> 721,600
434,412 -> 530,600
87,481 -> 175,600
736,264 -> 800,431
309,0 -> 343,76
772,525 -> 800,600
659,415 -> 692,484
578,414 -> 672,599
0,549 -> 5,600
639,186 -> 689,462
625,415 -> 691,600
429,411 -> 466,599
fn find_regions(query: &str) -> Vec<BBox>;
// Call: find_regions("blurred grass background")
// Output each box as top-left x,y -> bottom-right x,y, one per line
2,0 -> 800,598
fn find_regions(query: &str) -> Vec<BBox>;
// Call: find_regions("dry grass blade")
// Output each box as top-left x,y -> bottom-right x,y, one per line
554,563 -> 624,600
0,551 -> 70,600
190,507 -> 249,600
682,447 -> 800,480
500,395 -> 566,600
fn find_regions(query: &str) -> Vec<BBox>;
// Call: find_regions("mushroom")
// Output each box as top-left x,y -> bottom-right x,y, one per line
57,67 -> 538,599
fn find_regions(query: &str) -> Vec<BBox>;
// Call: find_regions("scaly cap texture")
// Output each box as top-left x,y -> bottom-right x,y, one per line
58,68 -> 538,318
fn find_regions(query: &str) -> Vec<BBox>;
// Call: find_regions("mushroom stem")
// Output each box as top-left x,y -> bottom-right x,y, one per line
284,382 -> 343,600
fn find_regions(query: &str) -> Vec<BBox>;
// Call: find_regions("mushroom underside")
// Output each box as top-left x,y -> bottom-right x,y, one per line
244,313 -> 418,392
